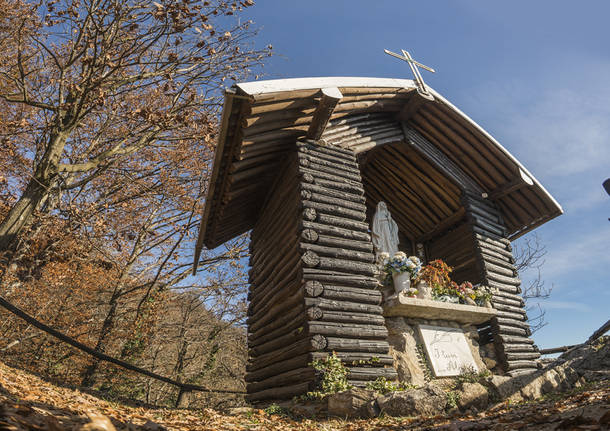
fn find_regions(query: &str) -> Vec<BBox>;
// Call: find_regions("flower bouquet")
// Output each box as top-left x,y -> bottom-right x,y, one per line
461,282 -> 494,306
415,259 -> 495,306
381,252 -> 422,297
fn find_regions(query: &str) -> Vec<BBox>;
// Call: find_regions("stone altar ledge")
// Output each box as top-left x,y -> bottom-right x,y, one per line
383,296 -> 497,324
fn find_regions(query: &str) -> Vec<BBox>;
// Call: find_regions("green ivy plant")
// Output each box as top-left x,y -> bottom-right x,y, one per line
352,356 -> 380,366
263,403 -> 289,417
416,344 -> 433,382
365,377 -> 417,394
300,352 -> 353,400
446,390 -> 461,410
455,366 -> 491,387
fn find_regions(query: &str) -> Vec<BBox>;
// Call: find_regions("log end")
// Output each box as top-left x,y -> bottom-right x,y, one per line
303,208 -> 317,221
306,306 -> 323,320
301,250 -> 320,267
301,172 -> 315,183
311,334 -> 327,350
301,229 -> 319,243
304,280 -> 323,297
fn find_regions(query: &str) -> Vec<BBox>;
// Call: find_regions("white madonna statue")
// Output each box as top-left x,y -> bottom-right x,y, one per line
371,201 -> 399,261
371,202 -> 408,297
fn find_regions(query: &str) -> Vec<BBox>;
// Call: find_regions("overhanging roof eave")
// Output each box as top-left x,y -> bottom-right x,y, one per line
194,77 -> 563,262
193,87 -> 237,272
427,88 -> 563,217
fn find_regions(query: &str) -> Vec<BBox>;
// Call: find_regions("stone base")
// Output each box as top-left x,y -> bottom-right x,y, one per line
385,317 -> 490,386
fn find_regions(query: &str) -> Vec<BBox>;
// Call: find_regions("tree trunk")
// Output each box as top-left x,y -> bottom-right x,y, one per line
0,131 -> 67,252
0,179 -> 51,251
81,296 -> 118,387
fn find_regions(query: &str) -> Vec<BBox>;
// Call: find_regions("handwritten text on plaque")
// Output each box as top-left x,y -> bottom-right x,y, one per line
418,324 -> 478,377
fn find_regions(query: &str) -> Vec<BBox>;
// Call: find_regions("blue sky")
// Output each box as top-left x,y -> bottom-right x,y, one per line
238,1 -> 610,349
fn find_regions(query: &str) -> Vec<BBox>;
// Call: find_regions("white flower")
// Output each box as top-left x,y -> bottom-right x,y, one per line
379,252 -> 390,260
394,251 -> 407,260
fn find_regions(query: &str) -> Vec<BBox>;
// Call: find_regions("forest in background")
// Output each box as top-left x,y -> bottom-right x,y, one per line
0,0 -> 270,408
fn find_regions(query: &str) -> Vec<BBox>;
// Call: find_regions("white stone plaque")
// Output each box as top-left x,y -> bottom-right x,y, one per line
418,324 -> 478,377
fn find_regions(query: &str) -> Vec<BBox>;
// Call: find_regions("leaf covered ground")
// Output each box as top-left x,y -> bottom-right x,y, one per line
0,360 -> 608,431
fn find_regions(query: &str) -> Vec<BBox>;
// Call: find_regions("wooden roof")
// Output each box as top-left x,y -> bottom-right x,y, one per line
194,77 -> 562,262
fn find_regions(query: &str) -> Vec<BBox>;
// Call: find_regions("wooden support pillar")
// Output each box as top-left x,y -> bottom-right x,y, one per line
245,140 -> 396,402
462,192 -> 540,376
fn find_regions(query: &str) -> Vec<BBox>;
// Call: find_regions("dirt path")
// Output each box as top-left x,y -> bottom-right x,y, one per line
0,360 -> 608,430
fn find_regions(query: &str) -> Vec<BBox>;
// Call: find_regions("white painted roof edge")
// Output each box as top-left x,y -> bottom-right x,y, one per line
233,76 -> 562,216
237,76 -> 418,94
427,88 -> 563,215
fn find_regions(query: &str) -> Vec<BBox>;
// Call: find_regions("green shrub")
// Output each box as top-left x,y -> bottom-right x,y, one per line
264,403 -> 288,417
365,377 -> 417,394
455,366 -> 491,386
300,352 -> 352,400
446,390 -> 461,409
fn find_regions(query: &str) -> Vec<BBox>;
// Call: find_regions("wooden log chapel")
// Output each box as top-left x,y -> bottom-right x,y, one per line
193,77 -> 562,402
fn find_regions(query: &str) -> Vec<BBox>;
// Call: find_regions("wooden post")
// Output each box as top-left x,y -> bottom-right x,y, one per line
462,193 -> 540,376
245,140 -> 396,402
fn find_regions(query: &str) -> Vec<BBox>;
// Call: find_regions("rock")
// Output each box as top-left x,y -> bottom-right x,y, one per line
141,420 -> 166,431
489,339 -> 609,404
79,414 -> 116,431
482,357 -> 497,369
289,403 -> 320,418
227,407 -> 256,416
289,398 -> 327,418
457,382 -> 489,411
438,419 -> 492,430
385,317 -> 427,386
489,375 -> 523,403
376,384 -> 447,417
519,363 -> 580,400
326,388 -> 377,418
571,338 -> 610,379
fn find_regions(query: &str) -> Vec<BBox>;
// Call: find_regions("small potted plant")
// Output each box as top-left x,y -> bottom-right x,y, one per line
382,251 -> 422,297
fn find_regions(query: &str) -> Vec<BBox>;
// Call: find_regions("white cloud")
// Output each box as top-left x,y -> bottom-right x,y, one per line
508,89 -> 610,177
461,57 -> 610,180
522,229 -> 610,282
560,186 -> 608,213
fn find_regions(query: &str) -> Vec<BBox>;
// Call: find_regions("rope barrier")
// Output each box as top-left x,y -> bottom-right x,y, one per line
0,295 -> 246,395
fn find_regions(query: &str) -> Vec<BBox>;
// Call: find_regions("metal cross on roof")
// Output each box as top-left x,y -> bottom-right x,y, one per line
384,49 -> 435,99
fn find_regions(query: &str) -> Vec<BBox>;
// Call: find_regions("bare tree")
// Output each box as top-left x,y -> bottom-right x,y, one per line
0,0 -> 264,398
513,232 -> 553,333
0,0 -> 270,253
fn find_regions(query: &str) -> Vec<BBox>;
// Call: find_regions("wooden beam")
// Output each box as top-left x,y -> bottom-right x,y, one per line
486,168 -> 534,200
417,207 -> 466,242
397,91 -> 428,122
401,123 -> 483,193
306,87 -> 343,140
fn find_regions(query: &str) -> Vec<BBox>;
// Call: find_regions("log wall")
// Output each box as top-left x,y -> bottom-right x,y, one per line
245,140 -> 397,402
462,192 -> 541,376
